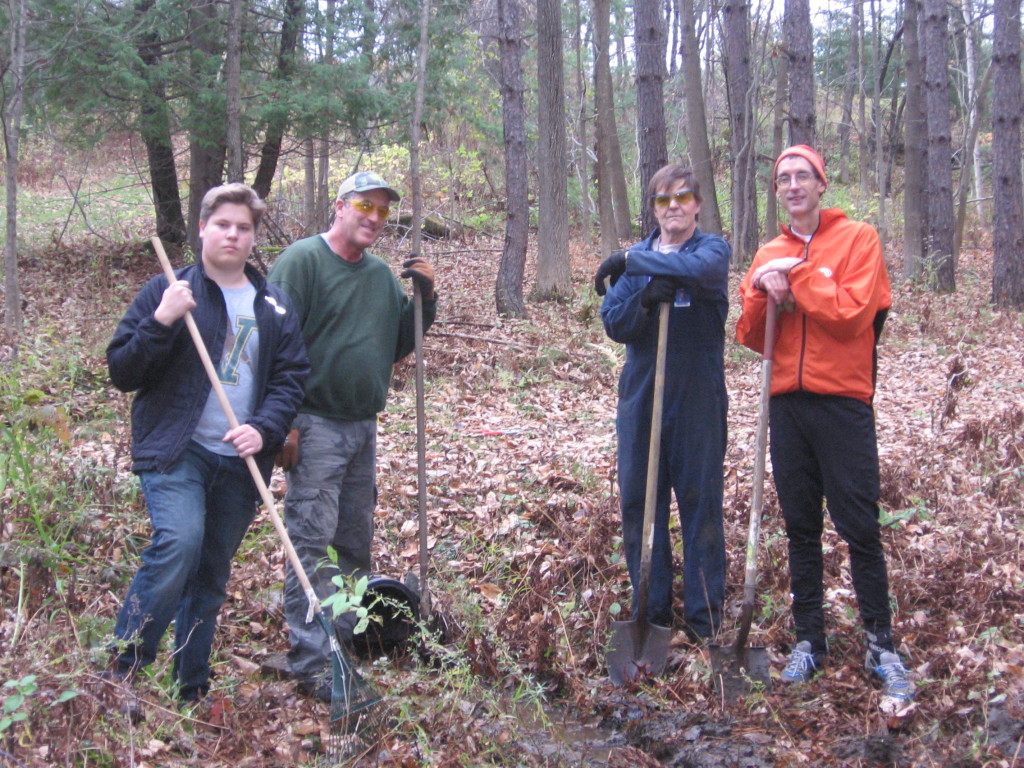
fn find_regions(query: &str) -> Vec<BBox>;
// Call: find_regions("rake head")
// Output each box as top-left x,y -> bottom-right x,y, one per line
314,614 -> 389,764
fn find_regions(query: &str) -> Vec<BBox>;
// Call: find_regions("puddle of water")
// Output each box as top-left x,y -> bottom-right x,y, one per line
493,694 -> 626,766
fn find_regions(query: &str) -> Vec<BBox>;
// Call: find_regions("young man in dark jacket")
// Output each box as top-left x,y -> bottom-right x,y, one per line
106,183 -> 308,706
594,164 -> 731,643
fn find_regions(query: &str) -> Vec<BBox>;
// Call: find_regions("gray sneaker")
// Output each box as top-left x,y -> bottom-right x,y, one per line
780,641 -> 822,683
866,650 -> 914,713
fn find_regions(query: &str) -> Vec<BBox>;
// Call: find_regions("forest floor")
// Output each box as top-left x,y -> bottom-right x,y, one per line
1,204 -> 1023,767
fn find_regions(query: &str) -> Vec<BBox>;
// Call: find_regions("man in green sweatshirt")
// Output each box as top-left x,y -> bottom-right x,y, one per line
268,171 -> 437,701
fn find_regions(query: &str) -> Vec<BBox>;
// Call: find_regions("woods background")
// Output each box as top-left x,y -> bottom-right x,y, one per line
1,0 -> 1023,767
3,0 -> 1024,327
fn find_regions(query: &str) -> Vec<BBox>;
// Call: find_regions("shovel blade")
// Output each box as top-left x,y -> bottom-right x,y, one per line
709,643 -> 771,700
606,619 -> 673,685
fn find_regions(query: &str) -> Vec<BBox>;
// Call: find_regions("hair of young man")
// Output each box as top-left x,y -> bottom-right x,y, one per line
199,183 -> 267,231
647,164 -> 702,203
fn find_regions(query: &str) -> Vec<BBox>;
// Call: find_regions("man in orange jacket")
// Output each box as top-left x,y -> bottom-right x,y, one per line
736,145 -> 912,714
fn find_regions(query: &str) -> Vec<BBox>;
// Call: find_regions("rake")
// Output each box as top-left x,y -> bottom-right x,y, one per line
152,237 -> 386,761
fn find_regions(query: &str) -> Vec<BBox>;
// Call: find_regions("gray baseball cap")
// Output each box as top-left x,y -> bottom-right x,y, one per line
336,171 -> 401,202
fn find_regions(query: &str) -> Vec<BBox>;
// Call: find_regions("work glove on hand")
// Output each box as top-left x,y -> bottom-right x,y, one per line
402,255 -> 435,299
275,428 -> 299,471
593,250 -> 628,296
640,276 -> 684,310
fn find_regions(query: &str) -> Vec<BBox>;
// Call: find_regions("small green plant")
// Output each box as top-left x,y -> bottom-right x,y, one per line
0,675 -> 75,737
320,564 -> 371,636
1,675 -> 40,735
880,499 -> 933,529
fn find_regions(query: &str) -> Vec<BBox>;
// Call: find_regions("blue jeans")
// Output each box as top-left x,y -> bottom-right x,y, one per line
283,413 -> 377,680
113,442 -> 257,698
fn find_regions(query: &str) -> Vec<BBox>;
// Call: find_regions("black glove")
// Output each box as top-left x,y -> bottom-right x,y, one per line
593,250 -> 628,296
640,276 -> 684,310
401,255 -> 435,298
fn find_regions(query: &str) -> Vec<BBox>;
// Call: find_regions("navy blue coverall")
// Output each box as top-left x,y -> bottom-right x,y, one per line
601,227 -> 731,639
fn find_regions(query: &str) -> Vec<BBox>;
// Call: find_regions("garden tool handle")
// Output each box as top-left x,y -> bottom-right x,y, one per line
735,295 -> 778,652
635,301 -> 670,621
151,237 -> 321,621
413,281 -> 431,618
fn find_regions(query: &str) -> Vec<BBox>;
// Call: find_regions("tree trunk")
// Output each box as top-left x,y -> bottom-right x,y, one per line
572,0 -> 593,240
3,0 -> 27,335
857,0 -> 870,199
495,0 -> 528,318
903,0 -> 925,280
839,0 -> 860,184
316,0 -> 337,227
680,0 -> 721,234
783,0 -> 815,146
921,0 -> 956,291
634,0 -> 669,234
225,0 -> 244,183
871,0 -> 886,245
961,0 -> 987,224
954,64 -> 991,258
409,0 -> 432,255
187,0 -> 227,252
592,0 -> 628,254
992,0 -> 1024,307
767,46 -> 788,238
303,138 -> 317,234
253,0 -> 304,200
533,0 -> 572,300
135,0 -> 186,248
316,137 -> 331,230
722,0 -> 758,268
668,0 -> 680,75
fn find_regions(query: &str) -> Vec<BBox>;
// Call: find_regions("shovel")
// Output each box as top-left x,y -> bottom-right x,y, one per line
607,301 -> 673,685
711,296 -> 777,698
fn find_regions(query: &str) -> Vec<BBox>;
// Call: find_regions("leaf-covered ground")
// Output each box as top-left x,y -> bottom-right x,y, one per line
1,222 -> 1022,767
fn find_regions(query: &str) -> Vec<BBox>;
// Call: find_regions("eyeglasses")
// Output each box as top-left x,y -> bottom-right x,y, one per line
347,198 -> 391,218
775,170 -> 815,187
651,190 -> 696,208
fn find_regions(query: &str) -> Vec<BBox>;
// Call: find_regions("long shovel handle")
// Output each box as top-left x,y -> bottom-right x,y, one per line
151,237 -> 322,622
635,302 -> 670,622
413,282 -> 431,619
734,295 -> 777,653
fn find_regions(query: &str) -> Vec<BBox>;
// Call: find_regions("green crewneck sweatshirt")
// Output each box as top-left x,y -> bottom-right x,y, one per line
268,234 -> 437,421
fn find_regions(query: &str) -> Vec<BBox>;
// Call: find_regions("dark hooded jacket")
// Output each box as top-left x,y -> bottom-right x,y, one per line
107,260 -> 309,477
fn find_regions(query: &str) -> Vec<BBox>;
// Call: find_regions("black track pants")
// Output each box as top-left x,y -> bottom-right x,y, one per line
769,391 -> 892,655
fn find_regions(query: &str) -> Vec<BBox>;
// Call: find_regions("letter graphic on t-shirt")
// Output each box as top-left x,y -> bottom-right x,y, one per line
218,316 -> 257,385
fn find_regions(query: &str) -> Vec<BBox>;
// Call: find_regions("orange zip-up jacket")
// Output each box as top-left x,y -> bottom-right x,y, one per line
736,208 -> 891,405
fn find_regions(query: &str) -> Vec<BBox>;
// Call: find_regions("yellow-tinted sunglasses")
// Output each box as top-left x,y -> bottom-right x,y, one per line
651,190 -> 695,208
348,198 -> 391,218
